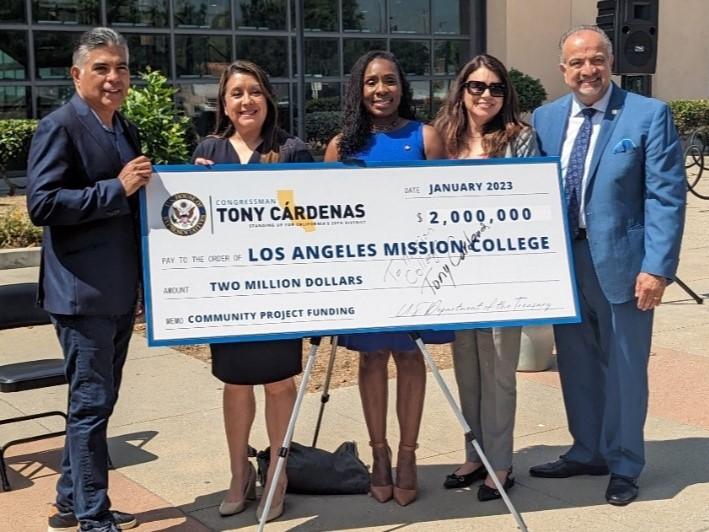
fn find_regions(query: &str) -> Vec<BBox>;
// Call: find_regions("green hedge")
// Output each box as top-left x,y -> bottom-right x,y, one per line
509,68 -> 548,114
305,110 -> 342,151
668,99 -> 709,137
0,119 -> 38,171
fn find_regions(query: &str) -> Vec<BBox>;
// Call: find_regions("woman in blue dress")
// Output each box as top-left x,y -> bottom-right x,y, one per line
324,51 -> 452,506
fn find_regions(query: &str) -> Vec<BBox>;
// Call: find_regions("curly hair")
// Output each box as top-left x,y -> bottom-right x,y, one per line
212,60 -> 281,162
433,54 -> 527,158
338,51 -> 416,159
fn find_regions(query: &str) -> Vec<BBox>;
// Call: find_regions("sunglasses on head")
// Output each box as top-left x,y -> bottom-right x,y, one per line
464,80 -> 506,97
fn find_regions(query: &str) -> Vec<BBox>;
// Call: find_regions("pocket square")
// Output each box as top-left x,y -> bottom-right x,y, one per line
613,138 -> 637,153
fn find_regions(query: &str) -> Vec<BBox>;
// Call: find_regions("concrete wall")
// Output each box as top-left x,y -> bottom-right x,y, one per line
488,0 -> 709,104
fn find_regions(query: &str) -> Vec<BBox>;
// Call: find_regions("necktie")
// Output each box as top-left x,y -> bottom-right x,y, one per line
565,107 -> 596,238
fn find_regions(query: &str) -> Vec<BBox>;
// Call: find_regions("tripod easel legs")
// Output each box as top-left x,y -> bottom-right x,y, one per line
411,334 -> 528,532
675,276 -> 704,304
257,337 -> 322,532
312,336 -> 339,447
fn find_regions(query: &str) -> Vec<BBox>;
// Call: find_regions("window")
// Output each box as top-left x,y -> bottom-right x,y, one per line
343,0 -> 385,33
0,0 -> 25,23
176,35 -> 231,78
174,0 -> 231,29
176,83 -> 219,137
432,79 -> 450,113
390,40 -> 430,76
299,38 -> 339,77
124,34 -> 171,77
236,36 -> 288,78
389,0 -> 429,34
343,38 -> 386,73
108,0 -> 169,28
409,80 -> 431,118
32,0 -> 99,25
34,31 -> 82,80
236,0 -> 287,30
0,31 -> 28,80
0,86 -> 30,118
434,40 -> 466,75
432,0 -> 470,35
303,0 -> 338,32
37,85 -> 75,117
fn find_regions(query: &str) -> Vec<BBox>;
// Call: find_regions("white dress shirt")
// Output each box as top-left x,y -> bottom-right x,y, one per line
560,85 -> 613,228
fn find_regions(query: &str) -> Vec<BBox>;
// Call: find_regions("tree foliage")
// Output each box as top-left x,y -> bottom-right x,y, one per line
509,68 -> 548,114
122,70 -> 191,164
668,99 -> 709,137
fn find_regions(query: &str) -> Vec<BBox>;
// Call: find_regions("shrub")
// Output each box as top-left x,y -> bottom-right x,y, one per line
122,70 -> 191,164
0,208 -> 42,248
0,119 -> 39,194
509,68 -> 548,114
306,96 -> 341,113
668,99 -> 709,137
305,111 -> 342,151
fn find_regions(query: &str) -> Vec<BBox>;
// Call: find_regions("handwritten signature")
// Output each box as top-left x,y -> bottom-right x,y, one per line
395,297 -> 553,318
382,222 -> 493,295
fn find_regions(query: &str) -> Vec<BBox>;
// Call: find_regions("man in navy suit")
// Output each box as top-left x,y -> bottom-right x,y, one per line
528,26 -> 686,505
27,28 -> 151,532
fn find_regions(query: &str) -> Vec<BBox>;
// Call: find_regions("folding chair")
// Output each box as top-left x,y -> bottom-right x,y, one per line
0,282 -> 67,491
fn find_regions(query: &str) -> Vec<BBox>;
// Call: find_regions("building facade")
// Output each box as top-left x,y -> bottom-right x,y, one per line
0,0 -> 483,141
1,0 -> 706,144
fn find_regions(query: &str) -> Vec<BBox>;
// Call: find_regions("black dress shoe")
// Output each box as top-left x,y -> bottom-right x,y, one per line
529,458 -> 609,478
477,475 -> 515,502
443,465 -> 487,489
606,475 -> 638,506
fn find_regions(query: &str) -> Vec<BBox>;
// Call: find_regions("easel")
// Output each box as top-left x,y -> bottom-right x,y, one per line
675,277 -> 704,304
257,334 -> 528,532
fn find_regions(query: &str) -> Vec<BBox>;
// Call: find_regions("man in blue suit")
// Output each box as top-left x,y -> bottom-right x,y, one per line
528,26 -> 686,506
27,28 -> 151,532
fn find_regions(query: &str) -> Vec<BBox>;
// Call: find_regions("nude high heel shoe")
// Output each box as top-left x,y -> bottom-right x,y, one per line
393,443 -> 418,506
369,441 -> 393,503
256,476 -> 287,523
219,462 -> 257,516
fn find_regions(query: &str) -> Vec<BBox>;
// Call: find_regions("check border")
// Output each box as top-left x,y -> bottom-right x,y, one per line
140,156 -> 581,347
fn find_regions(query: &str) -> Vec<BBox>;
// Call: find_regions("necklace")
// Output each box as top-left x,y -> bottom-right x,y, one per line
371,116 -> 403,133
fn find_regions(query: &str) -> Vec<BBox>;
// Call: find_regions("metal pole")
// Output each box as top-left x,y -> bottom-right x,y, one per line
410,333 -> 528,532
294,0 -> 306,141
257,337 -> 322,532
312,336 -> 339,447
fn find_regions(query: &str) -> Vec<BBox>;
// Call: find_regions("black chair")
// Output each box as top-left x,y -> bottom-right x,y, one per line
0,282 -> 67,491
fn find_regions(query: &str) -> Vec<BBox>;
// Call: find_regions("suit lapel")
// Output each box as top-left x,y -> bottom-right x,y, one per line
551,95 -> 573,155
69,94 -> 123,171
586,84 -> 625,190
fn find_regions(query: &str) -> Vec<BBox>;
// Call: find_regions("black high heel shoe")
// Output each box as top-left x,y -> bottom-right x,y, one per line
443,465 -> 487,489
477,473 -> 515,502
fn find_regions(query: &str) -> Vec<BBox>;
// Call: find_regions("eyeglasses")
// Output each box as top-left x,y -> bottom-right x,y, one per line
463,81 -> 506,97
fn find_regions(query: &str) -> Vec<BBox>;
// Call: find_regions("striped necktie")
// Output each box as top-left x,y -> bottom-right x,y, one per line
565,107 -> 596,238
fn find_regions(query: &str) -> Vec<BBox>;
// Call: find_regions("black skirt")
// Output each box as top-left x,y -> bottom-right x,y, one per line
210,339 -> 303,385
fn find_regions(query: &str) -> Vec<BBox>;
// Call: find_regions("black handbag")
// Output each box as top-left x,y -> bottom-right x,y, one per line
256,441 -> 369,495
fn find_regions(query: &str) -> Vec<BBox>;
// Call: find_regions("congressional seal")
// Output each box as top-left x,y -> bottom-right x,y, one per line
162,192 -> 207,236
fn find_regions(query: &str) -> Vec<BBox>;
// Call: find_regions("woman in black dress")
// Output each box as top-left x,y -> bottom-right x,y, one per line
192,60 -> 313,523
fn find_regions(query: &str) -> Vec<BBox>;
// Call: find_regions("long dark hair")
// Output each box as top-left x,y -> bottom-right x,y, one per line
338,50 -> 416,159
213,60 -> 281,162
433,54 -> 527,158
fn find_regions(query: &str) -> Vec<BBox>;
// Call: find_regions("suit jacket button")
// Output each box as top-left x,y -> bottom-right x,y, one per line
107,209 -> 120,216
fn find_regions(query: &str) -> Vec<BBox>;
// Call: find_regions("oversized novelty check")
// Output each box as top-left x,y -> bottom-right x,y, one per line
141,158 -> 580,346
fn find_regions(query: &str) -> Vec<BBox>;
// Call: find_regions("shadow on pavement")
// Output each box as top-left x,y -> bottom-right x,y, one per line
4,431 -> 159,491
180,437 -> 709,531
